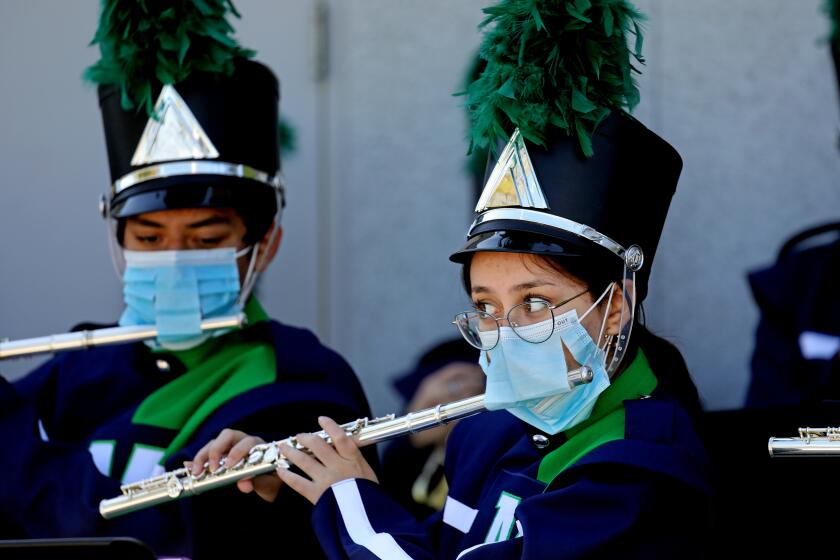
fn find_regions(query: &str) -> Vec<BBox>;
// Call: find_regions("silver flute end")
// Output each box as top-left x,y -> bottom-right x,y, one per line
769,427 -> 840,457
1,313 -> 246,360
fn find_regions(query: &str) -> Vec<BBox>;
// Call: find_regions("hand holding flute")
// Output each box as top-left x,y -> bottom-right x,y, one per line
192,417 -> 379,505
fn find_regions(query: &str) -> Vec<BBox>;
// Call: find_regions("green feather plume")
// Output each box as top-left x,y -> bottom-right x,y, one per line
465,0 -> 646,157
84,0 -> 255,116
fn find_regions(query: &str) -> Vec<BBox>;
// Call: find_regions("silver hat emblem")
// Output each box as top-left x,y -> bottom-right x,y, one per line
474,129 -> 549,213
624,245 -> 644,271
130,85 -> 220,166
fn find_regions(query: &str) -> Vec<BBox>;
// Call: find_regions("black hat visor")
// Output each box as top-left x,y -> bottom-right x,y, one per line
449,219 -> 620,264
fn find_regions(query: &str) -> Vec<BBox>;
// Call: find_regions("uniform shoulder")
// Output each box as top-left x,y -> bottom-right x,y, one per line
262,320 -> 369,413
561,396 -> 711,495
447,410 -> 527,466
264,320 -> 353,375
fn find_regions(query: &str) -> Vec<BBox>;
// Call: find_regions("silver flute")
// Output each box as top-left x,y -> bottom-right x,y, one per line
99,365 -> 594,519
768,427 -> 840,457
0,314 -> 246,360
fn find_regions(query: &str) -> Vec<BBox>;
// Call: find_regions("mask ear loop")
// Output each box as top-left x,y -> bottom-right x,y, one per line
574,283 -> 615,369
579,283 -> 613,322
237,183 -> 285,306
606,268 -> 636,375
238,245 -> 261,305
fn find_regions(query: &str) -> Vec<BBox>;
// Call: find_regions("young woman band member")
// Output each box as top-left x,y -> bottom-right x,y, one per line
194,0 -> 712,557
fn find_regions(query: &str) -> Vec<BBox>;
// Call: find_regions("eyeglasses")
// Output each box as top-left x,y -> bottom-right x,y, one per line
452,290 -> 589,351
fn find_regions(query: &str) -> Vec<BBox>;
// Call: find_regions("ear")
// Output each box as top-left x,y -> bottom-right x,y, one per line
603,281 -> 631,337
255,222 -> 283,272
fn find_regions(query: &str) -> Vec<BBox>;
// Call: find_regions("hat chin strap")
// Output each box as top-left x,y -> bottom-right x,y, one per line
605,270 -> 637,376
237,241 -> 261,306
238,192 -> 284,306
102,201 -> 127,279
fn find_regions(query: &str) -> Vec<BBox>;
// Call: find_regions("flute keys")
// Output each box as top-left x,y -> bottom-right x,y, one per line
165,475 -> 184,498
211,458 -> 227,476
248,449 -> 263,465
263,444 -> 279,464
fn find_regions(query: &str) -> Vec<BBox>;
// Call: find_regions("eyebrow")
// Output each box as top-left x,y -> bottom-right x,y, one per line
186,216 -> 232,229
129,215 -> 232,229
130,217 -> 164,228
471,280 -> 557,295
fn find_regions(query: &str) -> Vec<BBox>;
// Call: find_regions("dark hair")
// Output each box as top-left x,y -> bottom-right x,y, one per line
461,252 -> 704,420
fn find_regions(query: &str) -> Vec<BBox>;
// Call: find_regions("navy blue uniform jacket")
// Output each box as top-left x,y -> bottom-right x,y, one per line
0,320 -> 373,559
746,235 -> 840,407
311,376 -> 711,558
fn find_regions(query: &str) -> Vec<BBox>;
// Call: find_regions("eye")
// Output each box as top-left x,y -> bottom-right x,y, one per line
474,301 -> 499,316
197,237 -> 225,246
135,235 -> 160,245
523,297 -> 550,314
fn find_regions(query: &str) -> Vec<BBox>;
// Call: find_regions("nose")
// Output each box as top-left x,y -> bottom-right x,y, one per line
496,316 -> 518,328
161,238 -> 189,251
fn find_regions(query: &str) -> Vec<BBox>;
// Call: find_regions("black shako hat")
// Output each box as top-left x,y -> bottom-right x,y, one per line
97,58 -> 282,241
451,0 -> 682,303
84,0 -> 284,244
450,112 -> 682,303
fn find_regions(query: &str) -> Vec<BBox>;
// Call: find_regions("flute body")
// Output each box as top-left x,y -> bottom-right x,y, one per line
100,395 -> 488,518
769,427 -> 840,457
0,314 -> 245,360
99,363 -> 594,519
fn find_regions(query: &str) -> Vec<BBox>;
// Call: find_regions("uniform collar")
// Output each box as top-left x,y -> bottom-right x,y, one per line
564,347 -> 658,439
153,296 -> 269,370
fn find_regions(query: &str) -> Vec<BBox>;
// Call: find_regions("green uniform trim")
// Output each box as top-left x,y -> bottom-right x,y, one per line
536,349 -> 658,484
131,297 -> 276,460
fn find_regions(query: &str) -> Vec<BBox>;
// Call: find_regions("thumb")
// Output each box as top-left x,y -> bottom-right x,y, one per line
236,478 -> 255,494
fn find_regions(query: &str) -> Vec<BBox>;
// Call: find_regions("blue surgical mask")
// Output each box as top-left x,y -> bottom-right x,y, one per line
479,292 -> 611,435
119,247 -> 246,350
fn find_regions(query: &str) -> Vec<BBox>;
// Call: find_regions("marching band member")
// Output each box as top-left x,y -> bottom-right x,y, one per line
0,2 -> 372,558
197,0 -> 713,557
744,0 -> 840,407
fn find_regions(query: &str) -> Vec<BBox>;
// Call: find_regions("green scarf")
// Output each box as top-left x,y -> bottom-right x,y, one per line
132,297 -> 276,460
536,349 -> 658,484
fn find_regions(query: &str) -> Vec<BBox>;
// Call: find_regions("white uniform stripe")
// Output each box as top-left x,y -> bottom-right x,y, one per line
88,441 -> 115,477
37,419 -> 49,442
799,331 -> 840,360
456,542 -> 490,559
332,479 -> 414,560
443,496 -> 479,533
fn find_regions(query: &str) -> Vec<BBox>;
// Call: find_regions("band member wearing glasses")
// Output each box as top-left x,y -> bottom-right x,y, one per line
195,1 -> 712,557
0,4 -> 372,559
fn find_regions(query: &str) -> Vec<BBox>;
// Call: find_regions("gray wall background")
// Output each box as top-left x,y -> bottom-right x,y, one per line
1,1 -> 838,415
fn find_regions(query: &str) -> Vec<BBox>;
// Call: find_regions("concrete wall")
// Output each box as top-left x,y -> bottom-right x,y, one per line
1,1 -> 837,414
633,0 -> 840,408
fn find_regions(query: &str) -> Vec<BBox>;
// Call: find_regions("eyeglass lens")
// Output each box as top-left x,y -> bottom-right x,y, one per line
455,300 -> 558,350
